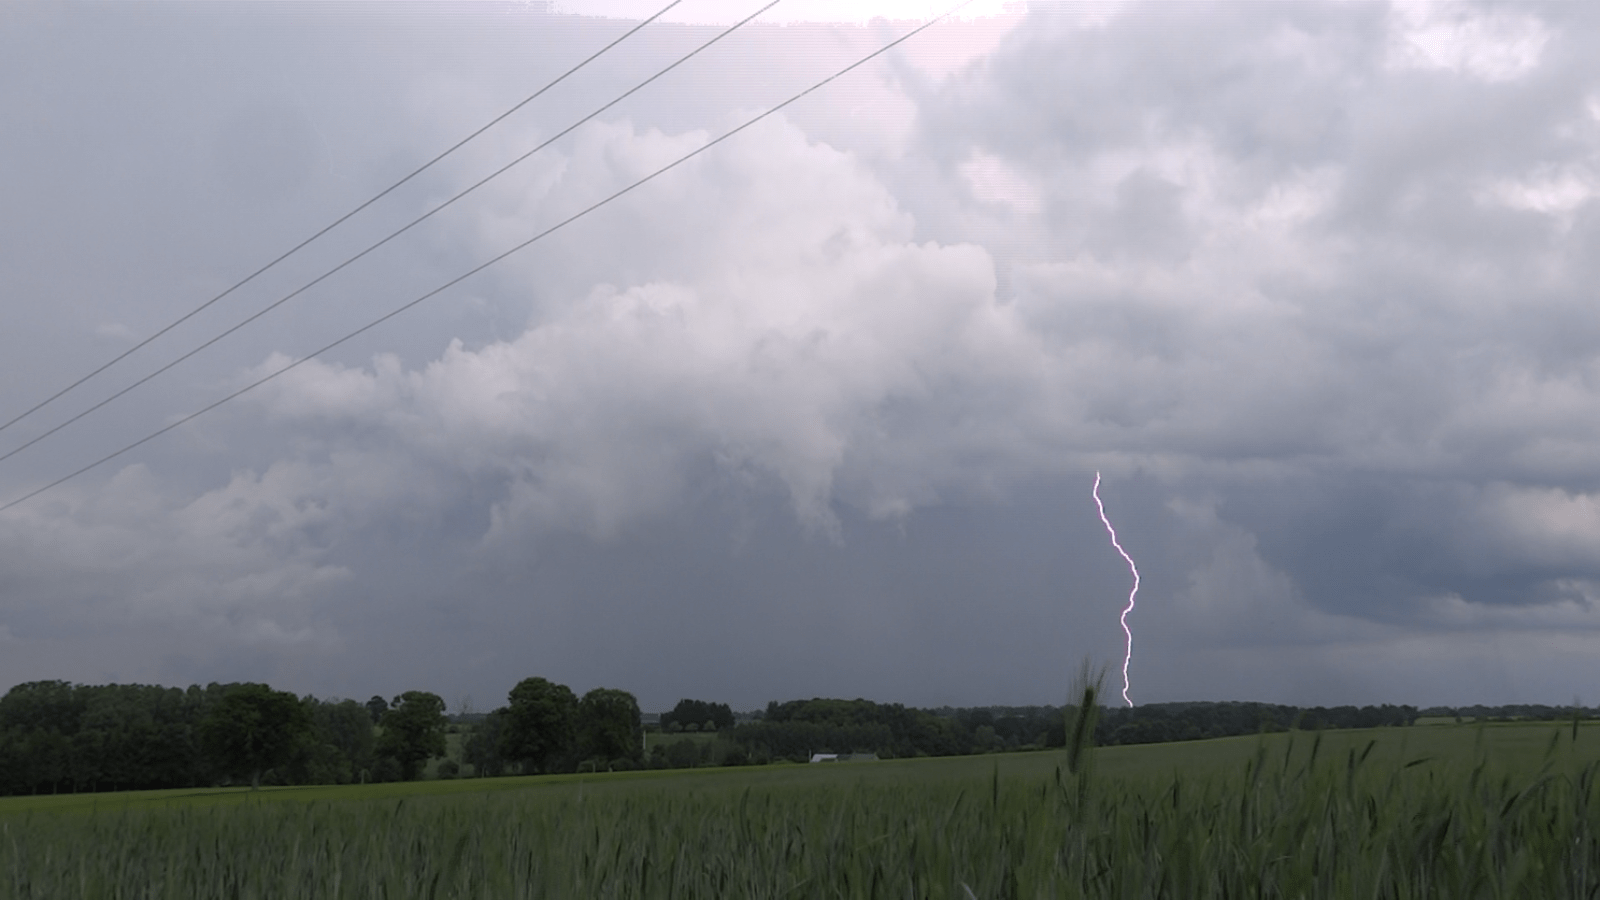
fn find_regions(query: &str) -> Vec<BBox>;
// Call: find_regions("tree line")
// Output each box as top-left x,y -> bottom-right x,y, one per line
655,699 -> 1426,768
2,673 -> 1450,795
0,677 -> 642,796
1093,701 -> 1422,747
1418,704 -> 1594,722
717,699 -> 1065,764
0,681 -> 443,795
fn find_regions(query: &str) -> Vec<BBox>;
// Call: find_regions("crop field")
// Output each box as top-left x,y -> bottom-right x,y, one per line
3,721 -> 1598,898
644,729 -> 719,752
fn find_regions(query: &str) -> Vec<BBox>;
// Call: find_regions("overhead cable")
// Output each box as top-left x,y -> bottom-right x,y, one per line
0,0 -> 683,439
0,0 -> 970,514
0,0 -> 778,468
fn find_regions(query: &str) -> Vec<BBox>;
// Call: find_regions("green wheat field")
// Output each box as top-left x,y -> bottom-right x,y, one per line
3,720 -> 1598,899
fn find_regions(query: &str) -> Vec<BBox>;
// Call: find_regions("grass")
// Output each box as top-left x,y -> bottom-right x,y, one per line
3,721 -> 1598,898
644,729 -> 718,751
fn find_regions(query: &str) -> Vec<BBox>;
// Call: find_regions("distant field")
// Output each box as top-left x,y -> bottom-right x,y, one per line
11,718 -> 1593,816
644,728 -> 718,751
4,721 -> 1598,897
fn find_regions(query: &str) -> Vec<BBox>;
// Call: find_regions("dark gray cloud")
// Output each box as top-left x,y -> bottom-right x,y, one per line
2,1 -> 1598,711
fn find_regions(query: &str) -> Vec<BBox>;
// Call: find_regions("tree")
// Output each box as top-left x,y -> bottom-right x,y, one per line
376,691 -> 447,781
662,698 -> 734,733
289,698 -> 377,785
322,698 -> 378,777
577,688 -> 642,764
501,677 -> 577,774
464,708 -> 510,777
0,681 -> 84,794
0,681 -> 84,735
365,695 -> 389,724
665,738 -> 701,769
198,683 -> 309,789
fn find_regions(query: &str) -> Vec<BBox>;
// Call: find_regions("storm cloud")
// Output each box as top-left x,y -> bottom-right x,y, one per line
2,1 -> 1598,711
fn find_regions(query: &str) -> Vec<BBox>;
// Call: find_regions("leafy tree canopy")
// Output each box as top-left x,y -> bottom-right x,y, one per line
578,688 -> 643,764
198,683 -> 308,789
376,691 -> 448,781
501,677 -> 577,774
663,698 -> 733,732
464,707 -> 510,778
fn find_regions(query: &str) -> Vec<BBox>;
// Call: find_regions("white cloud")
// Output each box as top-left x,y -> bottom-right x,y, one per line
1474,484 -> 1600,570
1481,167 -> 1598,216
0,463 -> 349,626
960,149 -> 1038,211
249,115 -> 1030,540
1386,2 -> 1550,82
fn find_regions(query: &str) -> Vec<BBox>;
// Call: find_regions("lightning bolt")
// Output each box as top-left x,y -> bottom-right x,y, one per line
1092,472 -> 1140,707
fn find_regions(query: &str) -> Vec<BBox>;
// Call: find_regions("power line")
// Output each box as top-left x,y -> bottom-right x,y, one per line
0,0 -> 683,440
0,0 -> 779,468
0,1 -> 969,515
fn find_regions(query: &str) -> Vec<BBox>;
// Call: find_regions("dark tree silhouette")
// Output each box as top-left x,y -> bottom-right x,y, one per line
501,677 -> 577,774
376,691 -> 448,781
198,683 -> 308,789
578,688 -> 643,764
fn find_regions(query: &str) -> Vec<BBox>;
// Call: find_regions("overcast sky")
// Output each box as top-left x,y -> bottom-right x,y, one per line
3,0 -> 1598,713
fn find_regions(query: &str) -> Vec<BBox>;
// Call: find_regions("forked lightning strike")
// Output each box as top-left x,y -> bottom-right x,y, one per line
1092,472 -> 1140,707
